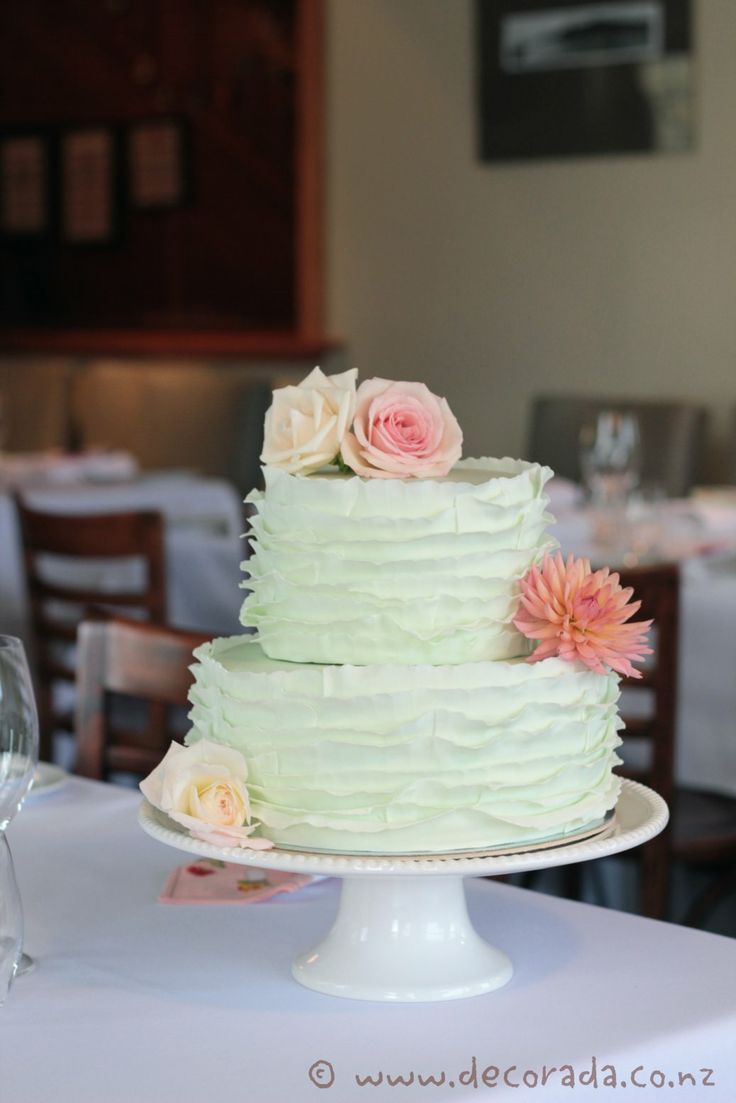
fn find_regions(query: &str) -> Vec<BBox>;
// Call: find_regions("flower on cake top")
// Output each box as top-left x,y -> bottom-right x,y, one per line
341,378 -> 463,479
140,740 -> 273,850
260,366 -> 357,476
260,368 -> 462,479
513,552 -> 652,679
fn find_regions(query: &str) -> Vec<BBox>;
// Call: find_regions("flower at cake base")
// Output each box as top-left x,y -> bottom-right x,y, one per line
513,551 -> 652,678
140,740 -> 273,850
260,366 -> 357,475
341,378 -> 462,479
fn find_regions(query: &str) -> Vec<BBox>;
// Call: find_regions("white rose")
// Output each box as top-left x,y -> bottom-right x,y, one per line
140,740 -> 273,850
260,366 -> 358,475
189,778 -> 247,828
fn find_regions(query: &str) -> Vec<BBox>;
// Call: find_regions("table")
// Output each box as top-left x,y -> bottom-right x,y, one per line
3,778 -> 736,1102
550,488 -> 736,798
0,473 -> 246,642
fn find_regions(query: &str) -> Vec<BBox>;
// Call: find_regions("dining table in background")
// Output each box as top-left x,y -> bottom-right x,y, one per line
4,776 -> 736,1103
548,481 -> 736,799
0,465 -> 247,644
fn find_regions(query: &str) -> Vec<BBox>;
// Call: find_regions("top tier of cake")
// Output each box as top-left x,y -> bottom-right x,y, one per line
241,457 -> 555,666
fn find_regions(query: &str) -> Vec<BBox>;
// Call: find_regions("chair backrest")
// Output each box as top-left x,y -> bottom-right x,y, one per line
75,618 -> 211,780
15,496 -> 166,643
528,395 -> 707,497
14,497 -> 167,753
616,562 -> 680,918
617,562 -> 680,803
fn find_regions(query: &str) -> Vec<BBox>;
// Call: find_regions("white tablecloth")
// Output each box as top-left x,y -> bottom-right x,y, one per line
0,474 -> 246,642
4,779 -> 736,1102
552,497 -> 736,798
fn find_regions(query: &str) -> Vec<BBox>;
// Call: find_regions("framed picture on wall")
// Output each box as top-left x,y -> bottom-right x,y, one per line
476,0 -> 695,161
128,118 -> 188,209
0,133 -> 50,238
60,127 -> 119,245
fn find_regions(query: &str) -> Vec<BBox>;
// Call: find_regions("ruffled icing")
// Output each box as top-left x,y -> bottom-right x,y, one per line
241,458 -> 556,665
186,637 -> 623,853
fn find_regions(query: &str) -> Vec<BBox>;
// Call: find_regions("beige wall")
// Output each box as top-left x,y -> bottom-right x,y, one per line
326,0 -> 736,481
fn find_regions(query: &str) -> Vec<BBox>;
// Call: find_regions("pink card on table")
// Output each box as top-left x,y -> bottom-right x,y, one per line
160,859 -> 316,904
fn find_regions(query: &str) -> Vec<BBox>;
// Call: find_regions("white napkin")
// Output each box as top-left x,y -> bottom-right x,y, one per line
0,449 -> 138,487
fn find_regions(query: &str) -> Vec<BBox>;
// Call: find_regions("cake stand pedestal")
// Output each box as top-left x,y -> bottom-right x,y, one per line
292,872 -> 513,1000
139,779 -> 668,1003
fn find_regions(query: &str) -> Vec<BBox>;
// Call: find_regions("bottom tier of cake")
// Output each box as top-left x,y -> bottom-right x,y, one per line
186,637 -> 623,854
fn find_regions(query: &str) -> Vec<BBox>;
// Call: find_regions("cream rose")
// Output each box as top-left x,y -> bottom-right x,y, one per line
140,740 -> 273,850
260,366 -> 357,475
341,378 -> 463,479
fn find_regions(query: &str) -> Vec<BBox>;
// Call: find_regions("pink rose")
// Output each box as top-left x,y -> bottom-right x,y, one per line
341,379 -> 462,479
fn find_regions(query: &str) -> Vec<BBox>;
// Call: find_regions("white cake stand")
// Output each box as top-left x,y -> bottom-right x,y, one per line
139,779 -> 667,1003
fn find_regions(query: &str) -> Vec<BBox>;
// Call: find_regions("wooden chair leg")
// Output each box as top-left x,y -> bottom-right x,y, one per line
682,867 -> 736,929
562,862 -> 584,901
640,836 -> 671,919
36,678 -> 54,762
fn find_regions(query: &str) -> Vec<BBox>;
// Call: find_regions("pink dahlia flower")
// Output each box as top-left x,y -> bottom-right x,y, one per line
513,552 -> 652,679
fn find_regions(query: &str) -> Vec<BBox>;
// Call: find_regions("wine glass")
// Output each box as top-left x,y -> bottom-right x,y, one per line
580,411 -> 642,510
0,835 -> 23,998
0,636 -> 39,1003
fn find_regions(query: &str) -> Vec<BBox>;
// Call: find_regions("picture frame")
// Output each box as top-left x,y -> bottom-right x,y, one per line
476,0 -> 695,162
60,126 -> 120,245
0,132 -> 50,238
127,118 -> 188,210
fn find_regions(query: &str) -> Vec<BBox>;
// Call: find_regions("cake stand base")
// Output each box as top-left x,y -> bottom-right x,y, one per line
139,780 -> 669,1003
292,874 -> 512,1002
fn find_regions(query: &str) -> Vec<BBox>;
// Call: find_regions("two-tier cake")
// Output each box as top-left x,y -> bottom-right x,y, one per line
151,369 -> 650,855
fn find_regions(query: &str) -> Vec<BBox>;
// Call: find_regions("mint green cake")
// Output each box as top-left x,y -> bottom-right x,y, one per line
186,458 -> 623,854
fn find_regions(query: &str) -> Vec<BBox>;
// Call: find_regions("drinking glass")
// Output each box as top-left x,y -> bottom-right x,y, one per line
0,636 -> 39,1003
0,835 -> 23,998
580,411 -> 642,509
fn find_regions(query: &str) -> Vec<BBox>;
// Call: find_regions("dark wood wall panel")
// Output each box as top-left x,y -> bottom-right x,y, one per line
0,0 -> 311,332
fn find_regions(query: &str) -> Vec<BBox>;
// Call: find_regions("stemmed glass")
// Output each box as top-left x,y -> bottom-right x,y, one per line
580,411 -> 642,509
0,636 -> 39,1003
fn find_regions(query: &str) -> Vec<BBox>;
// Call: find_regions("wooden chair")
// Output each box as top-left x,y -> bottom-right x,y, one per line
528,395 -> 707,498
609,563 -> 736,925
14,498 -> 167,759
74,618 -> 211,781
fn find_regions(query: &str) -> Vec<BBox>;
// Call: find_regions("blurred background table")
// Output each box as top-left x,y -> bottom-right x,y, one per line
549,481 -> 736,800
0,457 -> 246,643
